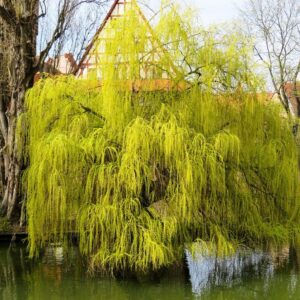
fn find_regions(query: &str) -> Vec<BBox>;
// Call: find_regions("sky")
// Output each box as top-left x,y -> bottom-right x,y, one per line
138,0 -> 248,25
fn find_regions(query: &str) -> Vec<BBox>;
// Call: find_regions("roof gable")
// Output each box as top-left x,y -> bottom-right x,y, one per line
75,0 -> 179,84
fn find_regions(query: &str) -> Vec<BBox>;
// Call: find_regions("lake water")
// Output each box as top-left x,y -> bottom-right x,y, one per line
0,243 -> 300,300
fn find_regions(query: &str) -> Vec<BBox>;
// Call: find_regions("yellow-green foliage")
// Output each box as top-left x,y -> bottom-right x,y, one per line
21,2 -> 300,274
22,76 -> 300,273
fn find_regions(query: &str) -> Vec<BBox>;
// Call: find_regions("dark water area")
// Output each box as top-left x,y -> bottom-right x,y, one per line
0,243 -> 300,299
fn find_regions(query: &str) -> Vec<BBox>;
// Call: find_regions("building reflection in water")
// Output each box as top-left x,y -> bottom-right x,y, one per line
186,244 -> 300,296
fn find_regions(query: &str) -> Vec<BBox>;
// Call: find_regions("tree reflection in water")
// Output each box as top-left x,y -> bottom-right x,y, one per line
0,243 -> 190,300
0,243 -> 300,300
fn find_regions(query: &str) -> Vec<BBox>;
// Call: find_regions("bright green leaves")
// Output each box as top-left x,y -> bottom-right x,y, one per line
20,2 -> 300,274
22,76 -> 300,273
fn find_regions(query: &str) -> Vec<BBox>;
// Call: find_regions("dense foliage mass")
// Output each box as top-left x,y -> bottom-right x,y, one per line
20,77 -> 299,273
19,2 -> 300,274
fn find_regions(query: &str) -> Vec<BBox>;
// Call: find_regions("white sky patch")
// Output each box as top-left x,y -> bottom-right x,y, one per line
138,0 -> 248,25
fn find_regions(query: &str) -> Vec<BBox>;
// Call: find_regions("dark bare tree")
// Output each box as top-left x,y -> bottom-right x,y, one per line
0,0 -> 108,221
241,0 -> 300,115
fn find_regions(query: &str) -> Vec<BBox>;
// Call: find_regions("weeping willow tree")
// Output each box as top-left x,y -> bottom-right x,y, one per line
19,1 -> 300,275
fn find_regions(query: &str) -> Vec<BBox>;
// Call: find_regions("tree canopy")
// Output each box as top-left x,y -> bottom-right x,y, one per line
19,3 -> 300,275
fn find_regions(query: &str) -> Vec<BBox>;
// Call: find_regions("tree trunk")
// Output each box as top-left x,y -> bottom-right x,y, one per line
293,82 -> 300,118
279,86 -> 291,115
0,16 -> 36,220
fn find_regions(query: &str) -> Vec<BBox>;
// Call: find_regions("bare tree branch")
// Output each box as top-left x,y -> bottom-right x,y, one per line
240,0 -> 300,115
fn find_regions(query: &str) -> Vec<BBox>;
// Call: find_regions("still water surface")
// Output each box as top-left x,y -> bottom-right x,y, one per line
0,243 -> 300,300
